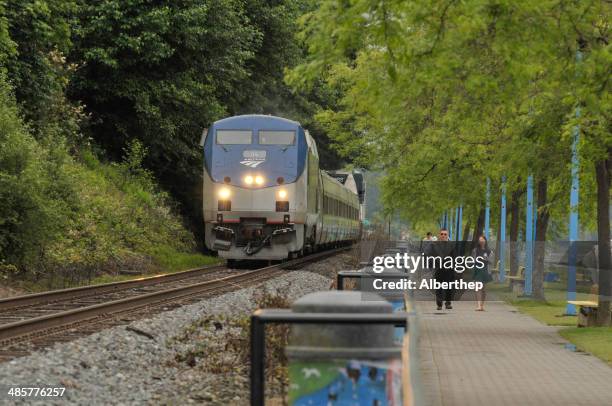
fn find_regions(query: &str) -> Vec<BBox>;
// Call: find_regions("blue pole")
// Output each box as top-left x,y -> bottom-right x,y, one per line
457,205 -> 463,242
485,178 -> 491,240
499,177 -> 507,282
566,106 -> 581,315
525,175 -> 534,296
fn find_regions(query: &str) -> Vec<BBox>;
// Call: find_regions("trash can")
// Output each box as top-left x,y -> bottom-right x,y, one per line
286,291 -> 403,405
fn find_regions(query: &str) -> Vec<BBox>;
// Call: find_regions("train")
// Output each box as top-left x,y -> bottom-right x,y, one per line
201,114 -> 362,263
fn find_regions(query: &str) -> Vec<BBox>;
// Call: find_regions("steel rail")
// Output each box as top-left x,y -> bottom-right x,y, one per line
0,264 -> 226,311
0,247 -> 348,344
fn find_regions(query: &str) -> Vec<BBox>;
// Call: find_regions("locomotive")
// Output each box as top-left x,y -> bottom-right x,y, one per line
201,115 -> 361,263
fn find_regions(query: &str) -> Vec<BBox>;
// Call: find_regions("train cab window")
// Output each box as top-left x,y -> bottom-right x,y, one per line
216,130 -> 252,145
259,130 -> 295,145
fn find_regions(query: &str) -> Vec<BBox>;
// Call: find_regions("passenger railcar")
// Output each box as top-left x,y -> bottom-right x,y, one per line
202,115 -> 360,262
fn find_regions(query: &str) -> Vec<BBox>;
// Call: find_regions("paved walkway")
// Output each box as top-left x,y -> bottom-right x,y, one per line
416,299 -> 612,406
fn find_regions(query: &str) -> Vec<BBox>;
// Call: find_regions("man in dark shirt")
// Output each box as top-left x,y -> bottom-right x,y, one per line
425,228 -> 458,310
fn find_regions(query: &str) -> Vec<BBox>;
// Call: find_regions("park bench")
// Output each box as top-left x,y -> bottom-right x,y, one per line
505,266 -> 525,297
567,300 -> 599,327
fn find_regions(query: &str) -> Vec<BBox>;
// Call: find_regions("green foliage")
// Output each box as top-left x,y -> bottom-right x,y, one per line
66,0 -> 259,229
3,0 -> 78,135
63,0 -> 345,228
0,72 -> 203,283
48,148 -> 197,273
290,0 -> 611,233
0,75 -> 74,272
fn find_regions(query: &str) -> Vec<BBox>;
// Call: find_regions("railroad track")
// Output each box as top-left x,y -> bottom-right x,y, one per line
0,247 -> 348,362
0,265 -> 233,323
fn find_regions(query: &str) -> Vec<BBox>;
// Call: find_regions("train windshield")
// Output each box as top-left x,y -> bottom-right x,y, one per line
216,130 -> 252,145
259,130 -> 295,145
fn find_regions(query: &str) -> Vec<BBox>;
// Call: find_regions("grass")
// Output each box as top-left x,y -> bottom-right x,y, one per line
489,281 -> 612,364
487,282 -> 593,326
85,248 -> 221,286
147,245 -> 220,272
510,299 -> 578,326
559,328 -> 612,365
7,246 -> 220,293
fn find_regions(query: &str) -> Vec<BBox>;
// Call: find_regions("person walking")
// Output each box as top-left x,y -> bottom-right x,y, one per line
472,235 -> 493,311
420,231 -> 434,253
425,228 -> 457,310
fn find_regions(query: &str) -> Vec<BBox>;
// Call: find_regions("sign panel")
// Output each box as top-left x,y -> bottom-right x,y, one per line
289,359 -> 402,405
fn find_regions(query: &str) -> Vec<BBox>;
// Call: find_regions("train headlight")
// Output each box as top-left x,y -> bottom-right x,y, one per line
277,189 -> 287,199
255,175 -> 264,185
218,187 -> 231,199
244,175 -> 254,185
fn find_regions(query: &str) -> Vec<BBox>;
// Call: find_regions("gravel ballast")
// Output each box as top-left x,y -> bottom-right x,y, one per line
0,265 -> 345,405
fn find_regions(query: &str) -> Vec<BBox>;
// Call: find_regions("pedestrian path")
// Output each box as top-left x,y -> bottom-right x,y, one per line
416,300 -> 612,406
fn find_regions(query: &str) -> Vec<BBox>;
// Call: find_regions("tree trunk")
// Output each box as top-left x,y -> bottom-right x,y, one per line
595,149 -> 611,326
462,219 -> 471,242
472,208 -> 485,244
456,217 -> 471,256
533,179 -> 550,300
509,188 -> 523,277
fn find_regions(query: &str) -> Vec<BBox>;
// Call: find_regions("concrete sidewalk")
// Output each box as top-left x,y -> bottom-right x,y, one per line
417,300 -> 612,406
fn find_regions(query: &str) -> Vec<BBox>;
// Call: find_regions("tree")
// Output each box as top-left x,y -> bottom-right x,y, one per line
68,0 -> 259,231
3,0 -> 77,136
290,0 -> 610,308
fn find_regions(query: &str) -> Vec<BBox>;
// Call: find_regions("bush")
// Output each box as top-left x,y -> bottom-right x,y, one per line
0,75 -> 74,274
0,74 -> 201,287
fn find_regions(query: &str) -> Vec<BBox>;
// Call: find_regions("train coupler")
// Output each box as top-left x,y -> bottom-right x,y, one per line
213,226 -> 234,251
271,227 -> 295,244
272,228 -> 294,236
